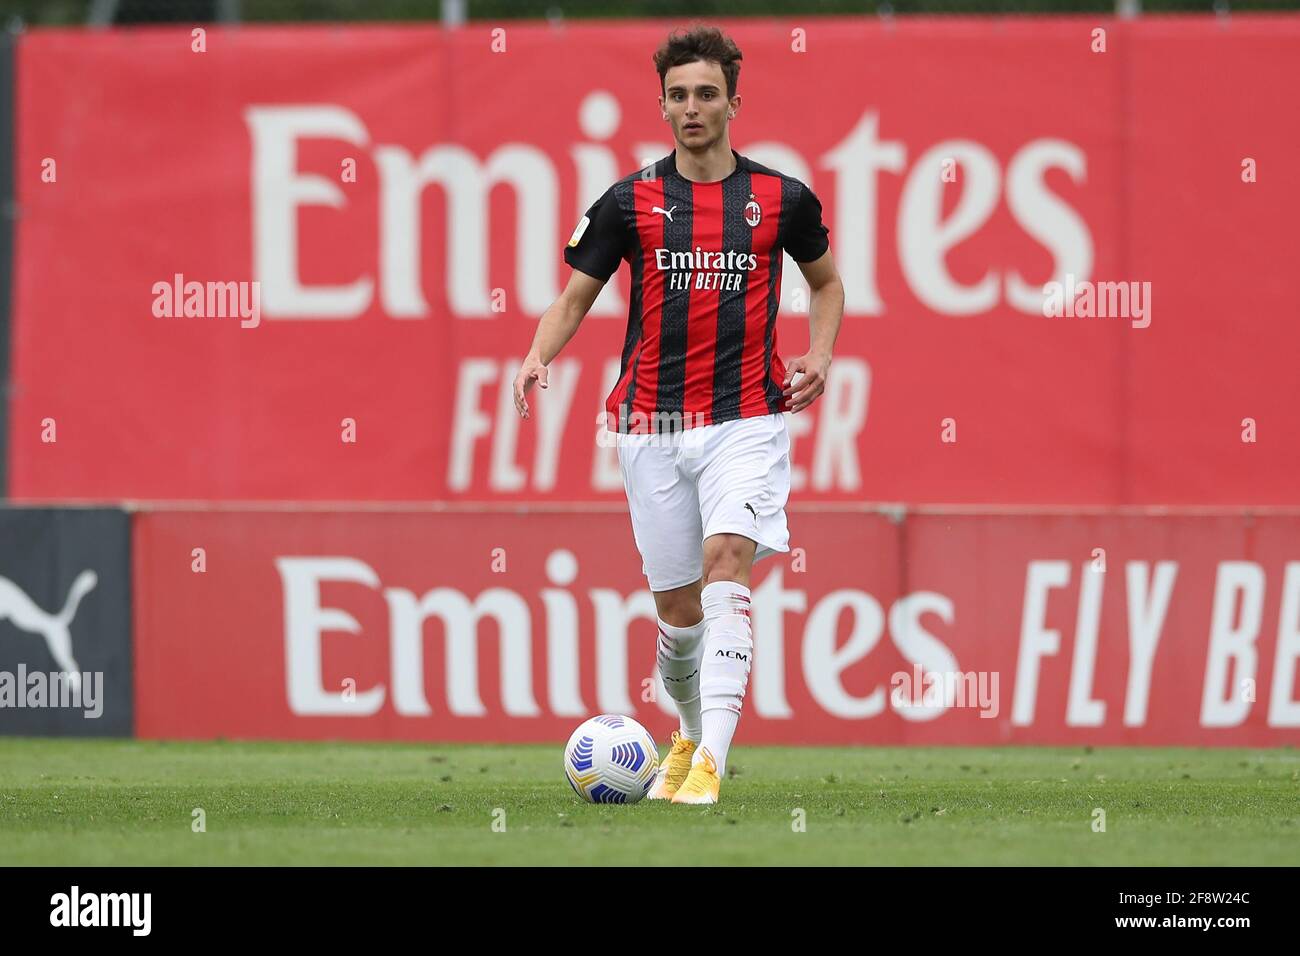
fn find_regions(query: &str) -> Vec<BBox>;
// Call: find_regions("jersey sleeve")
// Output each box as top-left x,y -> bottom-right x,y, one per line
563,185 -> 627,282
783,181 -> 830,263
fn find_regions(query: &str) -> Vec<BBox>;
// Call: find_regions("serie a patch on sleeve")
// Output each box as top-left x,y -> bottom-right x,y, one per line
567,215 -> 590,248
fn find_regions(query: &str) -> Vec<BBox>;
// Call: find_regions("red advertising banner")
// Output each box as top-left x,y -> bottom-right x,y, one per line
133,508 -> 1300,745
12,19 -> 1300,504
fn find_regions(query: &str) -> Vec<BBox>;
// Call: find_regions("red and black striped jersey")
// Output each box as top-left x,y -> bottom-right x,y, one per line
563,148 -> 830,434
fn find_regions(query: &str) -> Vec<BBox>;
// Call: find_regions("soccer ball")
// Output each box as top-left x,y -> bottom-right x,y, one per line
563,715 -> 659,804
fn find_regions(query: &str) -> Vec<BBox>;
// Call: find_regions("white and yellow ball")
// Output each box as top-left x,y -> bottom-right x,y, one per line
563,715 -> 659,804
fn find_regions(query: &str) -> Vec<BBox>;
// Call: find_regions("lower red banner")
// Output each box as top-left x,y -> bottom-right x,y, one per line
133,509 -> 1300,745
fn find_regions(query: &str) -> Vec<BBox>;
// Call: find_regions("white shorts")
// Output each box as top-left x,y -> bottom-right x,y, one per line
616,412 -> 792,592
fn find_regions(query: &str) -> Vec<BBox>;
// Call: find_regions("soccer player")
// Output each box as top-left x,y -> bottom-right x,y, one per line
515,25 -> 843,804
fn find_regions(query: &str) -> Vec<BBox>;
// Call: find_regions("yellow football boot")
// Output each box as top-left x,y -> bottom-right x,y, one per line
647,730 -> 698,800
670,746 -> 721,805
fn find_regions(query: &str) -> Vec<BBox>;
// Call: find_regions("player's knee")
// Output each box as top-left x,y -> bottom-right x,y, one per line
702,556 -> 754,587
653,586 -> 703,628
702,545 -> 752,586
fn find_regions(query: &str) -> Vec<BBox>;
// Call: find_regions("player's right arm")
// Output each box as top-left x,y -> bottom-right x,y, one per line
514,268 -> 607,420
516,183 -> 627,420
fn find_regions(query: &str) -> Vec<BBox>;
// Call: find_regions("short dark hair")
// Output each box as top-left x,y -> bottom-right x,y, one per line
653,24 -> 743,100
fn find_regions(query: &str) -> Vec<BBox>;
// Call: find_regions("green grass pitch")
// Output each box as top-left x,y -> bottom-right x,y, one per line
0,739 -> 1296,865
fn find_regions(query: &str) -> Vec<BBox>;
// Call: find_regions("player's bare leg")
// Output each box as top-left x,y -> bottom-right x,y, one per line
652,579 -> 704,628
646,578 -> 706,799
672,534 -> 755,804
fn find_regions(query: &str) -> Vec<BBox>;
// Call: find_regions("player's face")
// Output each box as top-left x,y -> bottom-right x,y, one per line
660,60 -> 737,151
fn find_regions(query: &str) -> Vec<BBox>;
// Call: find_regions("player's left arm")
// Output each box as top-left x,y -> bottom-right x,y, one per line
782,249 -> 844,413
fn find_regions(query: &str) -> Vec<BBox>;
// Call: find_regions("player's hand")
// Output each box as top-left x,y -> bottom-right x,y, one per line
513,355 -> 549,419
782,351 -> 831,413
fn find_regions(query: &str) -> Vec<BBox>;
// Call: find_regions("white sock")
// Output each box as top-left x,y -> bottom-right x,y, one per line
699,710 -> 740,777
696,580 -> 753,777
656,615 -> 706,742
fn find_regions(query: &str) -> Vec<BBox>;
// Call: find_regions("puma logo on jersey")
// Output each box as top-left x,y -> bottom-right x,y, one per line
652,205 -> 676,222
744,502 -> 758,522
